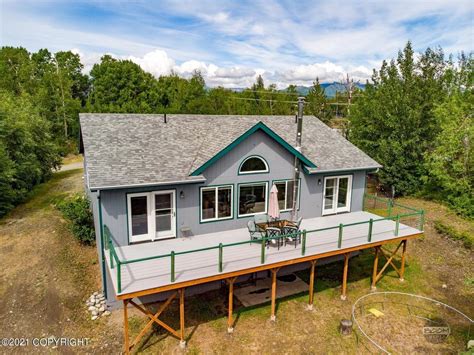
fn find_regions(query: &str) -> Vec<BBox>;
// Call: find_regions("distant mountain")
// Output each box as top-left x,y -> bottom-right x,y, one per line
283,82 -> 366,98
208,82 -> 365,98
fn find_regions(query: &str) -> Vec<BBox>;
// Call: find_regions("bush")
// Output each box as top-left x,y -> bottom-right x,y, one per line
57,194 -> 95,245
434,220 -> 472,249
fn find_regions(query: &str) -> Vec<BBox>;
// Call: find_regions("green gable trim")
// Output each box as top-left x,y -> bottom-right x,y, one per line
190,121 -> 317,176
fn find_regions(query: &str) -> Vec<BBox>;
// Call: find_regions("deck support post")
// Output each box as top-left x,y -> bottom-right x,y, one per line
270,268 -> 280,321
399,240 -> 407,281
371,247 -> 379,291
123,299 -> 130,355
179,288 -> 186,348
341,253 -> 349,301
227,277 -> 237,333
307,260 -> 317,310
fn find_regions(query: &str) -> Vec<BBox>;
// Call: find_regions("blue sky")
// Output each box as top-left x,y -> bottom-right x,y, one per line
1,0 -> 472,87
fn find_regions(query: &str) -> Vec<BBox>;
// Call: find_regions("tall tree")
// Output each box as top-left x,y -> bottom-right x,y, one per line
349,42 -> 448,195
306,78 -> 331,122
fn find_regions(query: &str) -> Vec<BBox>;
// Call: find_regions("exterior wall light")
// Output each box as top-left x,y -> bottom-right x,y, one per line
180,190 -> 185,199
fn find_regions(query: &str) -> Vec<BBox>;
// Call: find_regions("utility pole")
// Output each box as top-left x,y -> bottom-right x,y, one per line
291,97 -> 305,220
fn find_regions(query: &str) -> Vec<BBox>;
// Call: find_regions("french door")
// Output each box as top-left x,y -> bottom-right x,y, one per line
322,176 -> 352,215
127,190 -> 176,243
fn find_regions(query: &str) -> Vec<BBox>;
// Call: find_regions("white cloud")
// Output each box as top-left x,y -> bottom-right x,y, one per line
128,50 -> 175,77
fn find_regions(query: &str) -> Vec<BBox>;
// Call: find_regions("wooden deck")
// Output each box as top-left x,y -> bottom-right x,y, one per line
106,211 -> 422,299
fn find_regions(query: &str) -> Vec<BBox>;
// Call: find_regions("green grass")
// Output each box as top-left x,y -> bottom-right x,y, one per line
434,220 -> 473,249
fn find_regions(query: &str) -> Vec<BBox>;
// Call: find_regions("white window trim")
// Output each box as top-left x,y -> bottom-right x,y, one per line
200,185 -> 234,222
239,156 -> 269,174
274,179 -> 300,212
238,182 -> 268,217
127,190 -> 176,243
322,175 -> 352,216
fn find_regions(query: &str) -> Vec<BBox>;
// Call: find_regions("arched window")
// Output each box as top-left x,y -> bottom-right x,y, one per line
239,156 -> 269,174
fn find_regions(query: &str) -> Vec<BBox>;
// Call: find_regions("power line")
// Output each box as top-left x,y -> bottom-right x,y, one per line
230,97 -> 298,104
244,90 -> 301,96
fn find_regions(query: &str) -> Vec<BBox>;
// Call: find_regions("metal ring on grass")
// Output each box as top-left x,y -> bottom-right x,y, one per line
351,291 -> 473,354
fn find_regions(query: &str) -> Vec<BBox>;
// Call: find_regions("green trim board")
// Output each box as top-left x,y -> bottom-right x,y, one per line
97,193 -> 108,298
199,184 -> 235,224
271,178 -> 302,212
236,180 -> 270,218
237,155 -> 270,175
190,121 -> 317,176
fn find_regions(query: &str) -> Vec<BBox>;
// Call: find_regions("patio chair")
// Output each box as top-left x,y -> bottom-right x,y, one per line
283,217 -> 303,247
266,227 -> 282,250
247,220 -> 265,244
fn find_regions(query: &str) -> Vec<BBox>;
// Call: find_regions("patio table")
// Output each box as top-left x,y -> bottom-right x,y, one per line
256,219 -> 299,248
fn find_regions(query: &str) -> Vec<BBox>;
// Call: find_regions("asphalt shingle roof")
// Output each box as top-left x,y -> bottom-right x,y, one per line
80,114 -> 381,189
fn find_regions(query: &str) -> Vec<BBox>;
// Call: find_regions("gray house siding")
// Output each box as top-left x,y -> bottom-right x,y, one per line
93,129 -> 369,304
98,130 -> 368,246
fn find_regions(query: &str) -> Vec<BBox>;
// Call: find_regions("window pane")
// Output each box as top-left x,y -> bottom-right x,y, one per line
286,180 -> 298,210
275,183 -> 286,210
240,157 -> 267,172
239,184 -> 266,215
156,214 -> 171,232
202,189 -> 216,220
218,187 -> 232,218
131,196 -> 148,236
337,178 -> 349,208
155,194 -> 171,210
324,178 -> 335,210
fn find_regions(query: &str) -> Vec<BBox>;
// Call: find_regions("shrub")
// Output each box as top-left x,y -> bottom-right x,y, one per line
58,194 -> 95,245
434,220 -> 472,249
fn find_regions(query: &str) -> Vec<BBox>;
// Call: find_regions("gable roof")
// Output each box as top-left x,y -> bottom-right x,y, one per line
190,121 -> 316,176
80,114 -> 381,190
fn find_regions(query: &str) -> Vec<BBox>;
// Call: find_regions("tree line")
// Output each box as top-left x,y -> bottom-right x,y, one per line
0,43 -> 472,218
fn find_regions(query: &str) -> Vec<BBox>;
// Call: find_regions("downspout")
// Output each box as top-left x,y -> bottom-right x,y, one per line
97,192 -> 107,299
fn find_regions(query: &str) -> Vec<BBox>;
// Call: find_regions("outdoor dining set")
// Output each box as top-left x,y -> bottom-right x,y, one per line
247,215 -> 303,249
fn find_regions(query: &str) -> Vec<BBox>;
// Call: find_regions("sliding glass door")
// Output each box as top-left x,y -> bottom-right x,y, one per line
322,175 -> 352,215
127,190 -> 176,243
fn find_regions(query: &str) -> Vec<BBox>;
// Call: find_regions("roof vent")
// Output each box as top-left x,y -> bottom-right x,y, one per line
164,113 -> 167,123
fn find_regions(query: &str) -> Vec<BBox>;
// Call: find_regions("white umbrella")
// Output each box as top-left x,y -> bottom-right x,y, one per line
268,184 -> 280,220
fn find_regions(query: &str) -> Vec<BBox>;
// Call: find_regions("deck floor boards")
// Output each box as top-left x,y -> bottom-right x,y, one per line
106,211 -> 421,296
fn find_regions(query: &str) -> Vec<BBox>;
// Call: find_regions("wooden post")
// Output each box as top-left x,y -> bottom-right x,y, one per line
123,299 -> 130,355
399,240 -> 407,281
371,247 -> 379,290
341,254 -> 349,300
179,288 -> 186,348
308,260 -> 317,310
270,268 -> 279,321
227,277 -> 236,333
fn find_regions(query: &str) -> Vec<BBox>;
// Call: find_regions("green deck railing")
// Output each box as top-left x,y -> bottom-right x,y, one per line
104,194 -> 424,294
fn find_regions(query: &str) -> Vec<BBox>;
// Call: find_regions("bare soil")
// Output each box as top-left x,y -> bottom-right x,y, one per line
0,169 -> 472,354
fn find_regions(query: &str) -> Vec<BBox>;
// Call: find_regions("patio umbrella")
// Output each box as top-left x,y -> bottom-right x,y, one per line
268,184 -> 280,220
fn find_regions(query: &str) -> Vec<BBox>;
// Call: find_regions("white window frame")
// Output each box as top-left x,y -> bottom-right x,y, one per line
127,190 -> 176,243
200,185 -> 234,222
238,156 -> 269,175
238,182 -> 268,217
322,175 -> 352,216
274,179 -> 301,212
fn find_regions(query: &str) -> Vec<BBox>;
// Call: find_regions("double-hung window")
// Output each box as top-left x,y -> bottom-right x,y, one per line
274,179 -> 300,212
200,185 -> 233,222
238,182 -> 268,217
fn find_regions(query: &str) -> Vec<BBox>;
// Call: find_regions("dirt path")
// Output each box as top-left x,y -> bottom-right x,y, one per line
0,169 -> 122,353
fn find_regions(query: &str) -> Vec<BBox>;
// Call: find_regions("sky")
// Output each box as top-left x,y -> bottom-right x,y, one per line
1,0 -> 473,88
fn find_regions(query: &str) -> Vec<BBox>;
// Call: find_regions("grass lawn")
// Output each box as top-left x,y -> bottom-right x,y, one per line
0,169 -> 472,353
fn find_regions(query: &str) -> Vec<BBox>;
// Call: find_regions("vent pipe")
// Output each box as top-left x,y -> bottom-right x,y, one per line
164,113 -> 167,123
291,97 -> 305,220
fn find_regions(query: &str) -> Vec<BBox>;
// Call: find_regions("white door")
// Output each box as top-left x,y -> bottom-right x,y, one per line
128,190 -> 176,243
153,190 -> 176,240
322,176 -> 352,215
